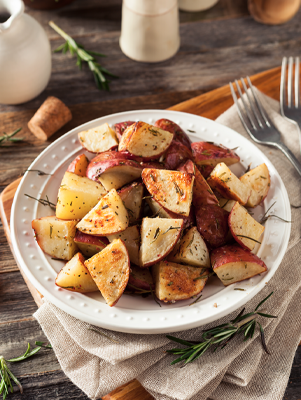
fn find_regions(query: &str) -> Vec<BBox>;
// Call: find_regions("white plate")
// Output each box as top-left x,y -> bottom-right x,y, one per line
10,110 -> 291,334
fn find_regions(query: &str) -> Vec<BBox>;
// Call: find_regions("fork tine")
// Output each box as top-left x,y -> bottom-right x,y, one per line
234,79 -> 258,129
246,76 -> 273,128
229,82 -> 254,136
241,78 -> 264,129
280,57 -> 287,112
288,56 -> 294,108
295,57 -> 300,108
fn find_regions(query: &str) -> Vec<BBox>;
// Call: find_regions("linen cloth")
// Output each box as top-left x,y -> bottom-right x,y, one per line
34,90 -> 301,400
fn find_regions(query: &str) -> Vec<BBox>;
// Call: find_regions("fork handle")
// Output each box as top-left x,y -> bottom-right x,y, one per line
274,142 -> 301,176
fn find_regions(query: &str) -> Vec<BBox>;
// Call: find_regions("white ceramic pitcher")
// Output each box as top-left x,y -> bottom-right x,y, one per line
0,0 -> 51,105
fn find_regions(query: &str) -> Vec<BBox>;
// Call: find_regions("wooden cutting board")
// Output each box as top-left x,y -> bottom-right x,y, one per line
0,65 -> 283,400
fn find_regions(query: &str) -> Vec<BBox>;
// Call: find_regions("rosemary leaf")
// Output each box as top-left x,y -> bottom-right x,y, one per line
236,235 -> 261,244
0,128 -> 23,146
24,194 -> 56,211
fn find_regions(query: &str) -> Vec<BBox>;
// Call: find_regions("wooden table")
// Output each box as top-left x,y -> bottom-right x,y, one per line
0,1 -> 300,398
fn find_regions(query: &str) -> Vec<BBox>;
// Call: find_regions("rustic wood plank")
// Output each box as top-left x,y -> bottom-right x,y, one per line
102,379 -> 153,400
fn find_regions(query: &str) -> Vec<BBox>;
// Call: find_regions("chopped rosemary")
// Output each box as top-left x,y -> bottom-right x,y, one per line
189,293 -> 202,306
259,201 -> 291,224
167,292 -> 276,365
150,227 -> 161,244
0,128 -> 23,146
187,129 -> 196,133
162,226 -> 181,235
24,194 -> 56,211
25,169 -> 52,176
234,288 -> 246,291
49,21 -> 117,91
173,182 -> 184,196
102,204 -> 109,210
193,271 -> 215,281
236,235 -> 261,244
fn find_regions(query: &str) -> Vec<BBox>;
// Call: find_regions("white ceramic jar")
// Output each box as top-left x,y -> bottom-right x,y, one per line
179,0 -> 219,12
120,0 -> 180,63
0,0 -> 51,105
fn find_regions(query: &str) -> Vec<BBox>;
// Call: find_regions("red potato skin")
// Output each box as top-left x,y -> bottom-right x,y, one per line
162,140 -> 193,170
196,164 -> 215,179
191,142 -> 240,171
74,230 -> 109,247
154,119 -> 191,149
86,151 -> 162,183
178,159 -> 219,207
211,244 -> 267,273
67,154 -> 89,177
195,205 -> 229,249
128,265 -> 155,290
114,121 -> 135,141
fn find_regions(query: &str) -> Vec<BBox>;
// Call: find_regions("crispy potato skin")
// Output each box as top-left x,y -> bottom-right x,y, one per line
162,141 -> 193,171
192,142 -> 240,168
86,151 -> 161,183
154,118 -> 191,149
67,154 -> 89,177
114,121 -> 135,141
178,159 -> 219,207
211,244 -> 267,285
195,205 -> 229,249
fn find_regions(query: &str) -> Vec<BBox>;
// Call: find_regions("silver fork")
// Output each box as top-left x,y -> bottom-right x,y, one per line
230,77 -> 301,176
280,56 -> 301,155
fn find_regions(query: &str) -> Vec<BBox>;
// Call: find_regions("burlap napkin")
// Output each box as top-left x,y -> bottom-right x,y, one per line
34,89 -> 301,400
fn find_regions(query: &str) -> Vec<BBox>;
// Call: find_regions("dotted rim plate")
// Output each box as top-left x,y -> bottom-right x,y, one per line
10,110 -> 291,334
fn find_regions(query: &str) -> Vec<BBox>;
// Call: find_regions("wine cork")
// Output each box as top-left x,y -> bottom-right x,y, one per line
28,96 -> 72,141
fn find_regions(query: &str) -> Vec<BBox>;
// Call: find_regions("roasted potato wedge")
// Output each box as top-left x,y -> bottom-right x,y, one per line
55,252 -> 98,293
162,140 -> 193,171
192,142 -> 240,170
74,230 -> 108,258
114,121 -> 135,141
218,198 -> 237,212
67,154 -> 89,177
154,118 -> 191,149
118,121 -> 174,159
207,163 -> 251,205
78,123 -> 118,153
168,226 -> 210,267
139,217 -> 183,267
229,202 -> 265,251
240,163 -> 271,207
85,239 -> 130,307
211,244 -> 267,286
118,182 -> 144,225
107,225 -> 140,266
77,189 -> 129,236
56,171 -> 106,220
142,168 -> 194,216
178,159 -> 219,207
32,216 -> 78,260
153,261 -> 208,302
195,204 -> 229,249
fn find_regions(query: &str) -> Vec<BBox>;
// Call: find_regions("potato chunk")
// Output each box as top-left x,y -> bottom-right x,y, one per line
77,189 -> 129,236
55,252 -> 98,292
78,123 -> 118,153
211,245 -> 267,286
74,230 -> 108,258
153,261 -> 208,302
139,218 -> 183,267
85,239 -> 130,307
240,163 -> 271,207
118,121 -> 173,159
229,202 -> 265,251
207,163 -> 251,205
107,225 -> 140,266
67,154 -> 89,177
118,182 -> 144,225
56,172 -> 106,220
32,216 -> 78,260
142,168 -> 194,216
168,227 -> 210,268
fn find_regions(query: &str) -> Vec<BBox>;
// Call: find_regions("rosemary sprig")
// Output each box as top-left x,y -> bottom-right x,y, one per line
0,342 -> 51,398
24,194 -> 56,211
0,128 -> 23,146
259,201 -> 291,224
166,292 -> 276,366
49,21 -> 117,91
25,169 -> 52,176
